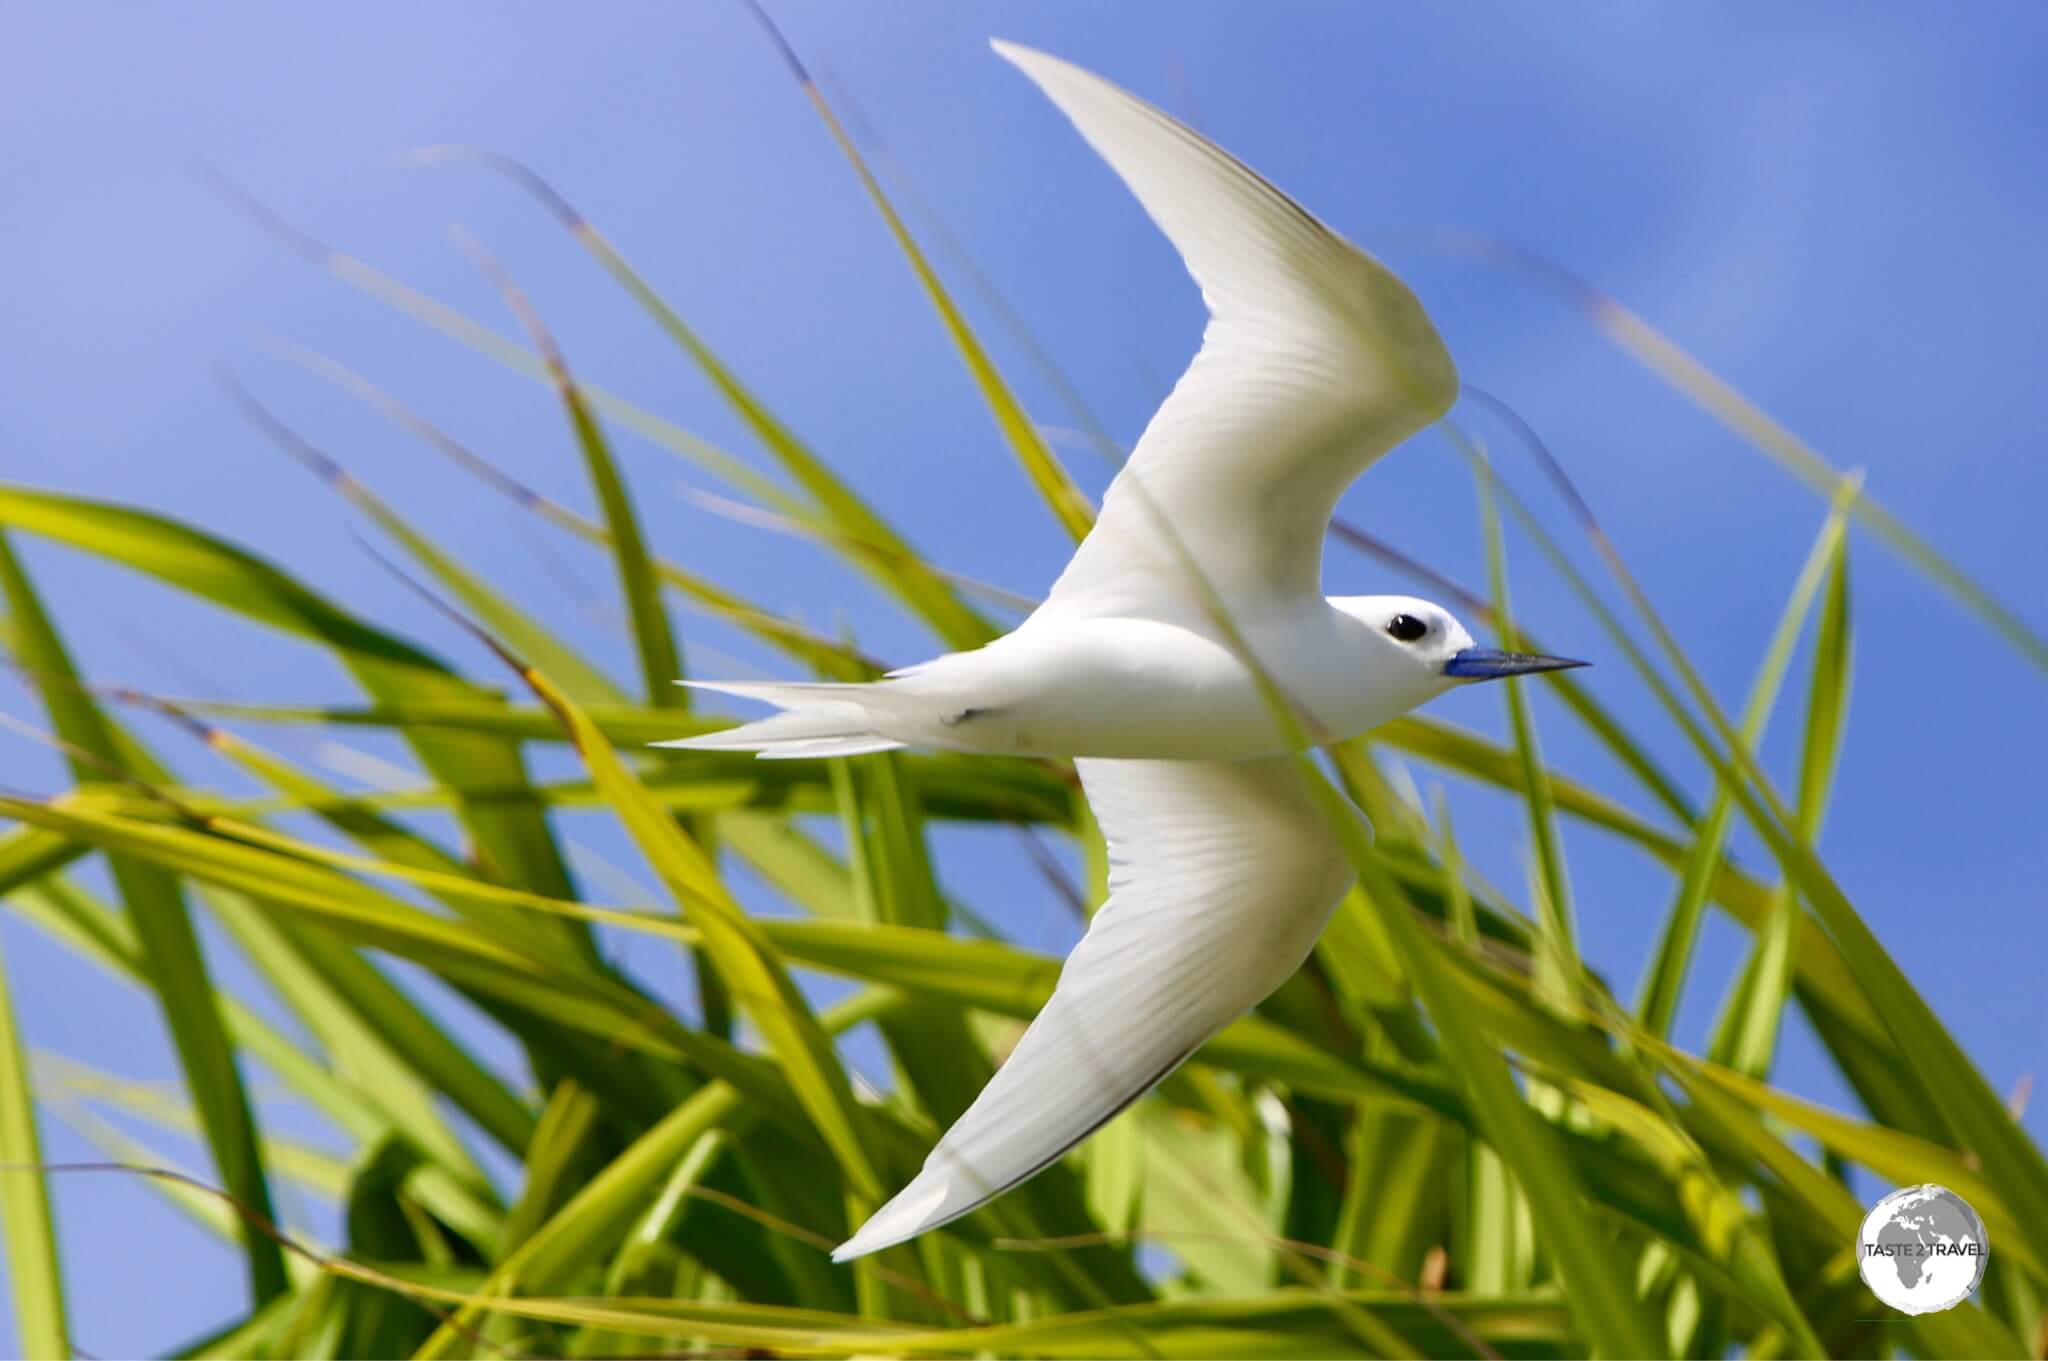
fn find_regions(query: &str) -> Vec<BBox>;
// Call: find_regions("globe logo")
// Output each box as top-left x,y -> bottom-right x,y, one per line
1857,1184 -> 1989,1314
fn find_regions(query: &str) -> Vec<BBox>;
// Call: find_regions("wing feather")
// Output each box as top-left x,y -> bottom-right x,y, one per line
993,41 -> 1458,616
833,755 -> 1356,1261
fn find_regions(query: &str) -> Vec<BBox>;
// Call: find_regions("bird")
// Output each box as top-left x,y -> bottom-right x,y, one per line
663,39 -> 1583,1263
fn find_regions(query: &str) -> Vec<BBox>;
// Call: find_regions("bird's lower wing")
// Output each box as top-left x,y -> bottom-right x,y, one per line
833,755 -> 1357,1261
994,42 -> 1459,617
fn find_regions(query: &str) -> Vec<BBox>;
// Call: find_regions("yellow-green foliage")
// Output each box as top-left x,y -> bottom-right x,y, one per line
2,48 -> 2046,1361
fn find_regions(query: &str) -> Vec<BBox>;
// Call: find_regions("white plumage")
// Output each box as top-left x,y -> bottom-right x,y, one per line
832,756 -> 1357,1261
666,39 -> 1583,1261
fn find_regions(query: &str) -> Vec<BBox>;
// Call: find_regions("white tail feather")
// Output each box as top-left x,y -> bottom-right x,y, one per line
660,680 -> 907,758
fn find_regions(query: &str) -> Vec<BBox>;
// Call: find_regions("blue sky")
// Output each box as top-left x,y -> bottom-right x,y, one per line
2,4 -> 2046,1353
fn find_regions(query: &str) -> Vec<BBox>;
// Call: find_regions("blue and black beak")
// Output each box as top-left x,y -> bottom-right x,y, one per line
1443,648 -> 1588,681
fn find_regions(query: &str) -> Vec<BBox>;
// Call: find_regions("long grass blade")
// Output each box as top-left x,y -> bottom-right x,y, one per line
1454,419 -> 2048,1270
1636,484 -> 1857,1038
121,681 -> 1903,1061
1434,231 -> 2048,674
450,226 -> 745,1037
375,157 -> 997,650
1473,459 -> 1579,1005
1136,468 -> 1667,1350
495,643 -> 892,1221
0,94 -> 2020,1358
746,9 -> 1098,543
0,530 -> 289,1304
1182,562 -> 1664,1350
0,484 -> 583,907
0,827 -> 87,897
1710,531 -> 1852,1079
1353,848 -> 1666,1356
5,876 -> 502,1248
0,933 -> 68,1360
229,380 -> 626,706
410,990 -> 896,1357
268,340 -> 878,678
452,229 -> 684,708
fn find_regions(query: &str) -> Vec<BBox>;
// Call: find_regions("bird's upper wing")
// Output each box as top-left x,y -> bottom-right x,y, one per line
833,754 -> 1357,1261
995,41 -> 1459,619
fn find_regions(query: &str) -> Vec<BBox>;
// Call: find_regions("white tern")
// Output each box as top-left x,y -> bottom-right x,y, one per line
664,39 -> 1583,1263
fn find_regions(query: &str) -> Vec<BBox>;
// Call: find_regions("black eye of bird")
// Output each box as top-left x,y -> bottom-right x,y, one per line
1386,613 -> 1429,643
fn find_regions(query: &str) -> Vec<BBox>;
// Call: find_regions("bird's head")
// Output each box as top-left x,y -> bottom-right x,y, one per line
1335,595 -> 1587,695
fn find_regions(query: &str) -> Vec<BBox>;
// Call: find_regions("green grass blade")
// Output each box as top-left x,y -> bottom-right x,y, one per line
0,530 -> 289,1305
497,1079 -> 605,1260
1453,422 -> 2048,1267
204,682 -> 1900,1071
1668,1063 -> 2031,1358
418,1288 -> 1574,1359
0,796 -> 707,1086
1328,1103 -> 1456,1293
0,933 -> 68,1360
449,230 -> 742,1038
1327,514 -> 1699,829
833,755 -> 1150,1308
454,230 -> 684,708
157,691 -> 1674,848
1442,433 -> 1937,1053
202,167 -> 794,507
750,16 -> 1097,543
42,1054 -> 359,1205
1592,278 -> 2048,676
825,75 -> 1122,467
1792,531 -> 1855,842
506,657 -> 887,1204
270,340 -> 877,679
150,710 -> 694,1124
152,696 -> 1077,821
1151,492 -> 1665,1351
203,886 -> 534,1160
1574,544 -> 2048,1252
1562,1078 -> 1825,1358
1303,792 -> 1659,1354
151,686 -> 1901,1055
411,990 -> 896,1358
232,381 -> 626,706
183,708 -> 581,963
1422,458 -> 1903,1127
595,1126 -> 726,1296
0,484 -> 583,908
1665,1047 -> 2045,1286
718,811 -> 862,921
1358,869 -> 1664,1355
0,828 -> 87,897
1440,232 -> 2048,674
1711,530 -> 1853,1080
1430,792 -> 1478,948
1474,461 -> 1580,1005
1542,673 -> 1697,828
6,876 -> 502,1248
99,778 -> 1447,1107
1636,487 -> 1856,1038
381,158 -> 997,651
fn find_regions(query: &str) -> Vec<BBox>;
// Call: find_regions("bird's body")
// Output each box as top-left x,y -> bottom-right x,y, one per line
664,39 -> 1583,1264
687,593 -> 1474,760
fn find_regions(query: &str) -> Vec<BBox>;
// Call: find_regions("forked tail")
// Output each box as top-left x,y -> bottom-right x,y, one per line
657,680 -> 908,760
